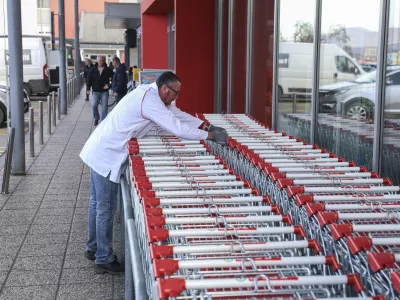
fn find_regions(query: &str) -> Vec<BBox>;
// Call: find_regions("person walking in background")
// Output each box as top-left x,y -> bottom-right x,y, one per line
86,55 -> 113,126
84,59 -> 93,101
111,57 -> 128,104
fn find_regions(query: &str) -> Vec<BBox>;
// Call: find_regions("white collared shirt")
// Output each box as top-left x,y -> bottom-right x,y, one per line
79,82 -> 208,183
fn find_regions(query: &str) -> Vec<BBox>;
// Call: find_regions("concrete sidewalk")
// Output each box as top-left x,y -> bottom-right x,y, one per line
0,91 -> 124,300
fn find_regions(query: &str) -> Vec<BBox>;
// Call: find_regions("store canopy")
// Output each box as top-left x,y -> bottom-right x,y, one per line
104,2 -> 141,29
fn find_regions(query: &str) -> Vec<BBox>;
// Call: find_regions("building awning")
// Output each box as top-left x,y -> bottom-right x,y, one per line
104,2 -> 141,29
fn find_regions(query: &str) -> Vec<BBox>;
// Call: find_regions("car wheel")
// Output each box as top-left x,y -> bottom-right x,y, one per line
344,100 -> 372,120
0,107 -> 5,124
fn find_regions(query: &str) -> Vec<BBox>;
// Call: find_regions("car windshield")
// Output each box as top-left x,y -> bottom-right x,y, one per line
355,71 -> 377,83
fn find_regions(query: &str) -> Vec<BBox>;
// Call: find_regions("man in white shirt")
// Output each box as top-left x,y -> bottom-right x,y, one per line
80,71 -> 228,274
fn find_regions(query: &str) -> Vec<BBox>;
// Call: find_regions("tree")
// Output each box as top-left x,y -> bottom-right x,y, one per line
293,21 -> 314,43
321,24 -> 350,46
322,24 -> 352,56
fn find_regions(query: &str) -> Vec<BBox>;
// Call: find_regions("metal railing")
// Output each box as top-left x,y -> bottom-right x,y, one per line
119,167 -> 147,300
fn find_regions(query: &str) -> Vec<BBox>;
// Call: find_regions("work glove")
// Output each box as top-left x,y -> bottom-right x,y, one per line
209,125 -> 229,146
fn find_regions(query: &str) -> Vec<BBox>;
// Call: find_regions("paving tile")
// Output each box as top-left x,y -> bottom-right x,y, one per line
113,275 -> 124,300
0,224 -> 30,236
24,233 -> 69,245
0,285 -> 58,300
12,185 -> 48,196
0,246 -> 19,258
69,231 -> 88,243
60,268 -> 113,285
29,223 -> 71,235
74,207 -> 89,215
5,269 -> 60,286
66,242 -> 85,256
1,200 -> 41,210
0,235 -> 25,248
63,254 -> 94,269
33,214 -> 73,224
71,221 -> 87,232
13,255 -> 63,271
36,207 -> 74,216
0,209 -> 36,218
0,214 -> 35,226
18,243 -> 66,257
57,282 -> 113,300
46,187 -> 79,195
0,272 -> 7,286
39,200 -> 76,209
0,257 -> 13,273
75,199 -> 89,208
42,195 -> 77,202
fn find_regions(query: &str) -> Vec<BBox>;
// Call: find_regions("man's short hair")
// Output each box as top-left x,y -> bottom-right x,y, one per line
97,55 -> 105,61
156,71 -> 181,88
112,56 -> 121,63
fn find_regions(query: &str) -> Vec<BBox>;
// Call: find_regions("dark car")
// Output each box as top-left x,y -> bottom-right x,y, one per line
0,82 -> 31,124
319,66 -> 400,119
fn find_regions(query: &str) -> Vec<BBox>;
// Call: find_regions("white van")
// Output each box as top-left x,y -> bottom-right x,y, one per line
278,42 -> 365,97
0,36 -> 49,96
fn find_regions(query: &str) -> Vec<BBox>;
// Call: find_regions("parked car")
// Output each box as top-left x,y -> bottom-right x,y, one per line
278,42 -> 365,98
0,36 -> 49,96
360,63 -> 377,73
319,66 -> 400,119
0,82 -> 31,124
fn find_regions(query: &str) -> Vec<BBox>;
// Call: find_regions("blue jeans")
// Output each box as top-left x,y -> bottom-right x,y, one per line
87,168 -> 119,264
92,91 -> 109,121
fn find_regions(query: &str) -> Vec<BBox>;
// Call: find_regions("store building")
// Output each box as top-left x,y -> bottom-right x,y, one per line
136,0 -> 400,185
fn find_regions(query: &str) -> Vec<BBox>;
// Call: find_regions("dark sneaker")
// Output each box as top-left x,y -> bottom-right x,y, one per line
94,120 -> 99,126
84,250 -> 96,261
95,260 -> 124,275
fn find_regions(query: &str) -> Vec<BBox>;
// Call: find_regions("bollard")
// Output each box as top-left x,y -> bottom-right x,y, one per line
52,91 -> 56,127
47,95 -> 51,135
1,128 -> 15,194
66,80 -> 69,108
57,88 -> 61,120
29,107 -> 34,157
38,101 -> 44,145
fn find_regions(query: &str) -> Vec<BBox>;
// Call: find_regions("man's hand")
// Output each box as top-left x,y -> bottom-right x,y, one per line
113,93 -> 118,97
207,132 -> 214,140
86,90 -> 91,95
208,125 -> 229,146
104,84 -> 109,90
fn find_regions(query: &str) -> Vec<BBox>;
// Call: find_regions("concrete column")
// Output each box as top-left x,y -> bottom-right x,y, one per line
7,0 -> 25,174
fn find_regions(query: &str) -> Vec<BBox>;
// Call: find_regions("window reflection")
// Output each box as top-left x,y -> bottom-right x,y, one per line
277,0 -> 315,142
382,0 -> 400,185
315,0 -> 380,170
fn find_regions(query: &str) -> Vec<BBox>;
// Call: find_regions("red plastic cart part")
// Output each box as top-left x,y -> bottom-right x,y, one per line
368,252 -> 395,273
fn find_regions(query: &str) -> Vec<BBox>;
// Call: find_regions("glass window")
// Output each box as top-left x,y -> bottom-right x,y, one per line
37,0 -> 50,8
382,0 -> 400,185
317,0 -> 380,170
276,0 -> 315,142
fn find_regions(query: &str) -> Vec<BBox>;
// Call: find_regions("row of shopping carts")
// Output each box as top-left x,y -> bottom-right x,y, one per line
282,113 -> 400,185
126,126 -> 385,299
196,113 -> 400,299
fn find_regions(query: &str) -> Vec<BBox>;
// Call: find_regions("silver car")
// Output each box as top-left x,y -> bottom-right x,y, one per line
319,66 -> 400,119
0,82 -> 31,124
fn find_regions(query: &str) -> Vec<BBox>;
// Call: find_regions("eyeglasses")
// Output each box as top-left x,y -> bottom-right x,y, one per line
166,85 -> 180,97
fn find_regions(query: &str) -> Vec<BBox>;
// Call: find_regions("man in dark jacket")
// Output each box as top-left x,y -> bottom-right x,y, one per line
111,57 -> 128,104
87,56 -> 113,126
84,59 -> 93,101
